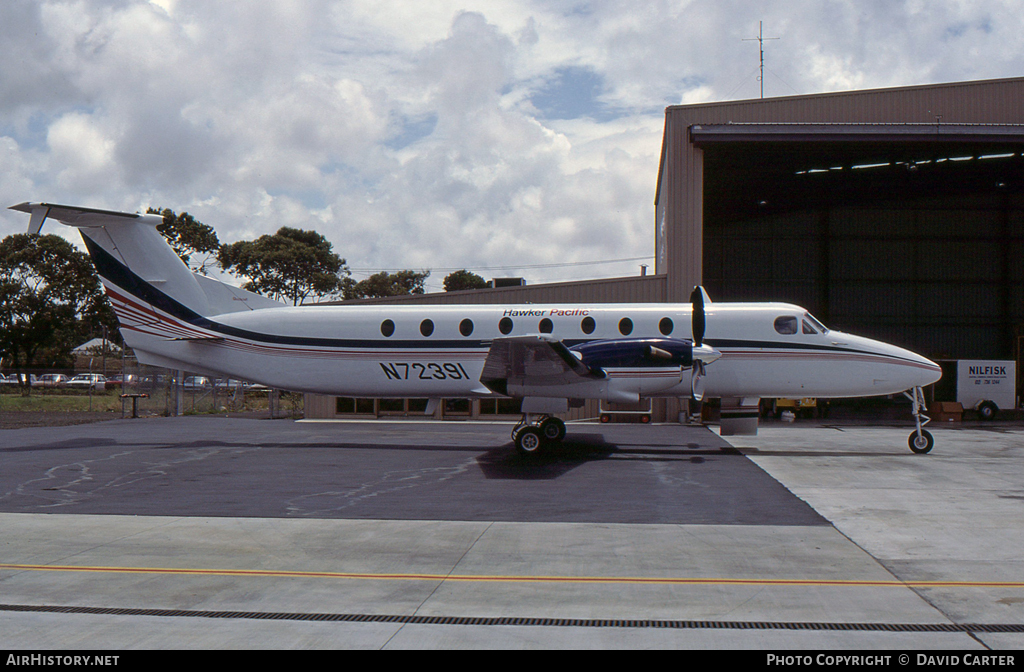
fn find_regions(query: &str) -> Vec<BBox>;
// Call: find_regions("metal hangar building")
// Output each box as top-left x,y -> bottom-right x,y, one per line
305,77 -> 1024,421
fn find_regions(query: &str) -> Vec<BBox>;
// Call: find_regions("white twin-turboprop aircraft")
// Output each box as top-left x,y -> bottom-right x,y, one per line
11,202 -> 943,455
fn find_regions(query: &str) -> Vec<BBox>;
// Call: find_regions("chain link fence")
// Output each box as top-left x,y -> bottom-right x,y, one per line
114,358 -> 302,418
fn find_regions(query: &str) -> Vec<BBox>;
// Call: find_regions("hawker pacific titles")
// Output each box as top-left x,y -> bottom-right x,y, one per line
12,202 -> 943,455
501,308 -> 591,317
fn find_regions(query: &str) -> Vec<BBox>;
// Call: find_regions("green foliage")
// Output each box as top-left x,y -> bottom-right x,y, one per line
347,270 -> 430,299
147,207 -> 220,274
0,234 -> 116,388
218,227 -> 350,305
443,269 -> 488,292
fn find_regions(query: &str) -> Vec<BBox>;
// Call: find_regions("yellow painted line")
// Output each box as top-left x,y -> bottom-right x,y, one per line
1,563 -> 1022,589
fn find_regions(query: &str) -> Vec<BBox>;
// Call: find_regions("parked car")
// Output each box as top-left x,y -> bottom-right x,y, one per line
34,373 -> 70,388
3,373 -> 37,386
105,374 -> 140,390
182,376 -> 212,391
66,373 -> 108,390
214,378 -> 248,391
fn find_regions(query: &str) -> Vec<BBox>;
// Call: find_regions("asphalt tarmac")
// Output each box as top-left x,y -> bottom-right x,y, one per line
1,416 -> 1023,650
0,417 -> 822,525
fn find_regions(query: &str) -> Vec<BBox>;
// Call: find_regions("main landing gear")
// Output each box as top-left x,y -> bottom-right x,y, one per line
512,414 -> 567,457
904,386 -> 934,454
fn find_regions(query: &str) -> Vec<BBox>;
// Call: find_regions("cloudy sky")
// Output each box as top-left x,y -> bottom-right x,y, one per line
1,1 -> 1021,291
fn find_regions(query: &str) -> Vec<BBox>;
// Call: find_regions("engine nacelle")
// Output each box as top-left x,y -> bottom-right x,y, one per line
569,337 -> 696,369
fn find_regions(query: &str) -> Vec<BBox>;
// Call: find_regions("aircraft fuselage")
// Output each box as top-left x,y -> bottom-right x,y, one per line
110,284 -> 939,402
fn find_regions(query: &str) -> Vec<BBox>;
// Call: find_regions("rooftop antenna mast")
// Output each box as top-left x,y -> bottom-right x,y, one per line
743,21 -> 779,99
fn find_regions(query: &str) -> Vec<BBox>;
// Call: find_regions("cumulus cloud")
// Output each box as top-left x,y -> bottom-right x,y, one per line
2,0 -> 1022,287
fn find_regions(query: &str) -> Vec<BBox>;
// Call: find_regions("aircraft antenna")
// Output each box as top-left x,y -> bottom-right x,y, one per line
742,21 -> 779,99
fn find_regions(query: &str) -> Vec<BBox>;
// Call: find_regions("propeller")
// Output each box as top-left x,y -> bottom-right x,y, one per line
689,286 -> 720,401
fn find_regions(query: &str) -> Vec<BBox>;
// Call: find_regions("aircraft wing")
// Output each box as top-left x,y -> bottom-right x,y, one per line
479,335 -> 603,396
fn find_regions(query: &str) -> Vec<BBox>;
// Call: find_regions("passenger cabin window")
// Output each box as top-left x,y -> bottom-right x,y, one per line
459,319 -> 474,337
581,316 -> 596,334
774,316 -> 798,335
499,317 -> 513,335
618,317 -> 633,336
420,319 -> 434,337
539,318 -> 553,333
659,317 -> 674,336
380,319 -> 395,337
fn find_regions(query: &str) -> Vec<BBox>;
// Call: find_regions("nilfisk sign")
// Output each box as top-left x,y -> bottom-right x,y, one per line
957,360 -> 1016,418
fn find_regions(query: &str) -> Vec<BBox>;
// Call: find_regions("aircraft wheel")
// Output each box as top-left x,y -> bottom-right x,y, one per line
514,427 -> 544,457
539,417 -> 566,442
908,429 -> 934,454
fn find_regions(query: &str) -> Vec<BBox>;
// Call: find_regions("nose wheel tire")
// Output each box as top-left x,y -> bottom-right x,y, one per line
904,387 -> 935,454
909,429 -> 934,454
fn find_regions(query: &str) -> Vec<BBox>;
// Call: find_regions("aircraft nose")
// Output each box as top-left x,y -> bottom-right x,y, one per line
837,332 -> 942,394
890,345 -> 942,389
913,354 -> 943,387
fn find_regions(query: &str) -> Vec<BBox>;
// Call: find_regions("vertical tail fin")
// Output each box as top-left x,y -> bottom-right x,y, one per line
10,202 -> 212,319
10,201 -> 284,373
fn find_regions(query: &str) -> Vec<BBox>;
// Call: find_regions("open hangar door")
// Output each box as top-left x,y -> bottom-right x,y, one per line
696,125 -> 1024,397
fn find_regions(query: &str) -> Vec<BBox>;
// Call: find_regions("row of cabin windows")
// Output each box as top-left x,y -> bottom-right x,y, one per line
773,314 -> 828,335
379,316 -> 677,338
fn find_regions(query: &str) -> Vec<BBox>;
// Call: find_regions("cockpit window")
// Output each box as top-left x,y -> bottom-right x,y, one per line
804,313 -> 829,334
802,320 -> 817,335
774,316 -> 798,335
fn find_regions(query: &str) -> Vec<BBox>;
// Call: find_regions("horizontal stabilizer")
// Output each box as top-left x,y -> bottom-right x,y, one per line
10,202 -> 161,233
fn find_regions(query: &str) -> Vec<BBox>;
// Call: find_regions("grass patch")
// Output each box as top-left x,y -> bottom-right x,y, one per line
0,390 -> 124,413
0,388 -> 303,417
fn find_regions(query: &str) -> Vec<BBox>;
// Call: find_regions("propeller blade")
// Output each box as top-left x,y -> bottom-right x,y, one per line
691,361 -> 706,402
690,286 -> 707,347
689,287 -> 715,402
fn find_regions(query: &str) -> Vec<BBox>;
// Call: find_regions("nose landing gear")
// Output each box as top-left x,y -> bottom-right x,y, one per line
904,386 -> 934,454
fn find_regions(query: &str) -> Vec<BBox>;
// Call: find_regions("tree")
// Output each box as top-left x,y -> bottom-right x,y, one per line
218,227 -> 350,305
147,207 -> 220,274
0,234 -> 115,392
443,269 -> 488,292
346,270 -> 430,299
